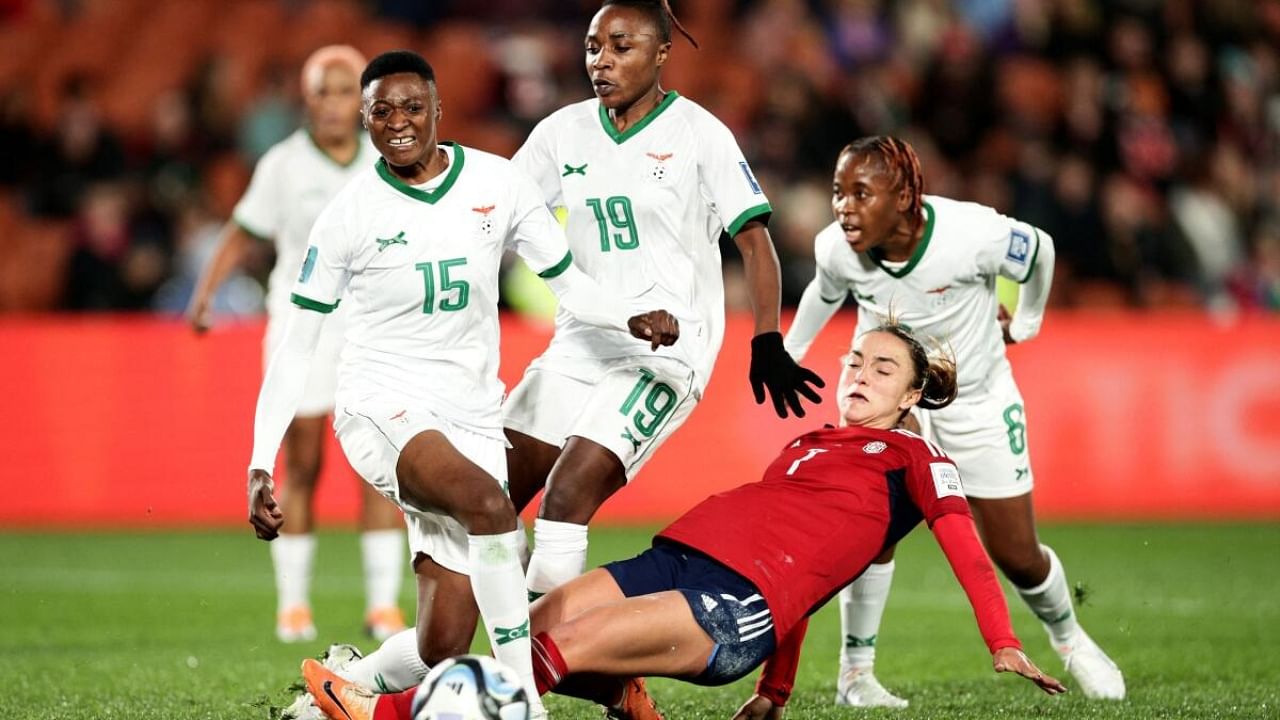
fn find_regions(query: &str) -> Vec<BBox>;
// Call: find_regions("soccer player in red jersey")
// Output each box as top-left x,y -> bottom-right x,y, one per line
301,322 -> 1065,720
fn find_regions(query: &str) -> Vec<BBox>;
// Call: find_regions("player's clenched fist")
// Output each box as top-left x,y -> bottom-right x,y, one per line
628,310 -> 680,351
247,469 -> 284,541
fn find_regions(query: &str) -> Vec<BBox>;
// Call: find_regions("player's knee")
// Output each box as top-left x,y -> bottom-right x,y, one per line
286,458 -> 323,488
419,628 -> 472,666
458,489 -> 516,535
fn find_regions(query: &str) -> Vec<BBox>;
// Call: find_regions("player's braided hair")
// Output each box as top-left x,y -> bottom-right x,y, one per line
865,321 -> 958,412
840,136 -> 925,230
602,0 -> 700,49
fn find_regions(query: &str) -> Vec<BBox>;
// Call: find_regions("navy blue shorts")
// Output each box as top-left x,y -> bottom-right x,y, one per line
603,540 -> 776,685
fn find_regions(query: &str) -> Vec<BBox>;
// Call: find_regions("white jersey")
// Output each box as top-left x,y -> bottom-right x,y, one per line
291,143 -> 577,436
233,128 -> 376,318
810,195 -> 1046,394
513,91 -> 772,391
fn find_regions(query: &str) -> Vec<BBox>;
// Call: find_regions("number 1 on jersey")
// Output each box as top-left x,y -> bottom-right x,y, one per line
786,448 -> 829,475
586,196 -> 639,252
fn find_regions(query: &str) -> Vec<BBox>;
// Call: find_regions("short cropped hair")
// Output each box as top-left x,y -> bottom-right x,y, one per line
360,50 -> 436,90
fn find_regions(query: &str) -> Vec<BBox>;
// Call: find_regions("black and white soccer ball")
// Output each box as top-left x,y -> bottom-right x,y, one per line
411,655 -> 530,720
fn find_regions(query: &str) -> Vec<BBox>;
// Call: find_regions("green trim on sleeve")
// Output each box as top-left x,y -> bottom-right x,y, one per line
1018,227 -> 1042,284
537,251 -> 574,279
597,91 -> 680,144
726,202 -> 773,238
290,294 -> 340,314
820,292 -> 846,304
375,142 -> 466,204
233,218 -> 271,243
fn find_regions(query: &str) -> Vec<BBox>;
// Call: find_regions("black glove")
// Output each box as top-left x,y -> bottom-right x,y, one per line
749,331 -> 825,418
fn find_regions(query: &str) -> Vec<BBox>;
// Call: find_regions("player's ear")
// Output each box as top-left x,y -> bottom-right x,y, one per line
896,185 -> 912,213
899,387 -> 922,412
655,40 -> 671,69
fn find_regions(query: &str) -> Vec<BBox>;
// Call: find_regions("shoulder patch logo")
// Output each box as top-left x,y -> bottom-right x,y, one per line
375,231 -> 407,252
862,441 -> 887,454
299,245 -> 318,282
562,163 -> 588,177
930,462 -> 964,499
1007,228 -> 1031,264
739,160 -> 763,195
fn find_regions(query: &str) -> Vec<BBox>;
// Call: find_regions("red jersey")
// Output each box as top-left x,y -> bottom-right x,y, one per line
658,425 -> 970,644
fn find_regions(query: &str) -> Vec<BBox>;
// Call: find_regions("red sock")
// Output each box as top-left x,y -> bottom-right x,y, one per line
532,631 -> 570,695
373,687 -> 417,720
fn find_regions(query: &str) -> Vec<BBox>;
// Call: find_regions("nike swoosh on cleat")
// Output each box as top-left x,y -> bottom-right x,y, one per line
322,680 -> 354,720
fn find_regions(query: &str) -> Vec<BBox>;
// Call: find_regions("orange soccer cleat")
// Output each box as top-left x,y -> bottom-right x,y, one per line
302,658 -> 378,720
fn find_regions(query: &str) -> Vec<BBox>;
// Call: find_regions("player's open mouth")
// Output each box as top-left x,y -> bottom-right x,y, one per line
841,224 -> 861,241
388,137 -> 415,146
848,391 -> 867,402
593,79 -> 616,95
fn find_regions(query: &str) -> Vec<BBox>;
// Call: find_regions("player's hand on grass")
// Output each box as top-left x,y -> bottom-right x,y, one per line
993,647 -> 1066,695
997,304 -> 1015,345
749,331 -> 825,418
186,295 -> 213,334
247,469 -> 284,541
731,694 -> 784,720
628,310 -> 680,351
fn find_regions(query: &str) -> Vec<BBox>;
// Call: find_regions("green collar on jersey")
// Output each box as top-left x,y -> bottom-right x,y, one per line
375,142 -> 465,204
871,201 -> 935,278
305,129 -> 367,168
597,91 -> 679,144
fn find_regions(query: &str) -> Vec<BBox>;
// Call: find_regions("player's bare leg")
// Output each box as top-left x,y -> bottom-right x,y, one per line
505,429 -> 562,513
526,436 -> 627,600
358,483 -> 407,641
970,493 -> 1124,700
836,545 -> 908,708
395,430 -> 545,716
274,414 -> 327,642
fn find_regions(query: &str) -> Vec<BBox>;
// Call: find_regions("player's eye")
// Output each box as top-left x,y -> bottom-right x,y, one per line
586,44 -> 600,54
877,369 -> 891,376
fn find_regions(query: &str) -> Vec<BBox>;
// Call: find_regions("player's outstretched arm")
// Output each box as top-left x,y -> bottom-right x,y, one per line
734,223 -> 825,418
1005,228 -> 1055,344
783,276 -> 842,362
246,308 -> 325,540
186,223 -> 256,333
994,646 -> 1067,695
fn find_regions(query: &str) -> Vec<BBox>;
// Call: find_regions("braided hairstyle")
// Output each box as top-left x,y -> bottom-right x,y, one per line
602,0 -> 699,48
864,321 -> 958,412
840,136 -> 925,230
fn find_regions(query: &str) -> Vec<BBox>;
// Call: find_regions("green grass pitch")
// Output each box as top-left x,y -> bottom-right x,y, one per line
2,523 -> 1277,719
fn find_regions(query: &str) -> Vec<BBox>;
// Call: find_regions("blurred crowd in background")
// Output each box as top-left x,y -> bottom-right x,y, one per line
0,0 -> 1277,315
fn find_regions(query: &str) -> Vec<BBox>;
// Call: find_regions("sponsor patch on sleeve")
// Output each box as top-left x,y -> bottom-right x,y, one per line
930,462 -> 964,499
1006,228 -> 1031,264
739,161 -> 763,195
298,245 -> 318,283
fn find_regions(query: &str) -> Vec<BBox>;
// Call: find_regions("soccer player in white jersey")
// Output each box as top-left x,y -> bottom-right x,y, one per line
505,0 -> 823,609
187,45 -> 407,644
246,50 -> 678,720
784,136 -> 1124,705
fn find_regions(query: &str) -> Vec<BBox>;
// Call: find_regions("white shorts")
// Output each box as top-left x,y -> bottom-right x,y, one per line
503,354 -> 699,481
333,401 -> 507,575
264,310 -> 345,418
916,363 -> 1034,500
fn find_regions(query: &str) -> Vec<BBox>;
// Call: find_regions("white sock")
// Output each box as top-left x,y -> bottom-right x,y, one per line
339,627 -> 428,692
839,560 -> 895,670
360,529 -> 406,611
468,531 -> 541,712
515,517 -> 531,570
525,519 -> 589,601
1014,544 -> 1080,647
270,533 -> 316,612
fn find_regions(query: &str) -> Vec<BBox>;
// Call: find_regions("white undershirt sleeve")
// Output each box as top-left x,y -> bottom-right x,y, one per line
543,263 -> 632,333
1009,228 -> 1055,343
784,276 -> 843,362
248,308 -> 325,473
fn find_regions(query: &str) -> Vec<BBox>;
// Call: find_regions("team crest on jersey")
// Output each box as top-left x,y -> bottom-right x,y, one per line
472,204 -> 496,235
862,441 -> 887,454
1007,228 -> 1031,264
646,151 -> 673,181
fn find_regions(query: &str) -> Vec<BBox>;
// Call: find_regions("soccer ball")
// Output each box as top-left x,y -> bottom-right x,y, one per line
411,655 -> 530,720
